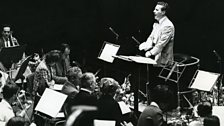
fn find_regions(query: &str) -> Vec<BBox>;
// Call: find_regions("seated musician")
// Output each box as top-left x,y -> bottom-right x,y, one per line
0,81 -> 23,125
32,50 -> 67,106
65,72 -> 97,126
0,26 -> 19,49
55,43 -> 71,77
96,77 -> 122,126
61,66 -> 83,95
189,101 -> 213,126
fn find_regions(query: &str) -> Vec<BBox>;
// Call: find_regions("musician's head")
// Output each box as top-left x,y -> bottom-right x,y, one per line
2,26 -> 12,38
197,101 -> 213,117
154,1 -> 169,21
60,43 -> 70,55
6,116 -> 28,126
99,77 -> 120,97
204,115 -> 220,126
80,72 -> 97,92
2,80 -> 19,105
66,66 -> 82,86
45,50 -> 61,67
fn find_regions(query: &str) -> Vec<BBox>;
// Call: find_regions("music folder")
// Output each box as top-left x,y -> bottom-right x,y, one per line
114,55 -> 157,65
189,70 -> 220,92
0,44 -> 26,69
35,88 -> 68,118
98,42 -> 120,63
14,55 -> 32,81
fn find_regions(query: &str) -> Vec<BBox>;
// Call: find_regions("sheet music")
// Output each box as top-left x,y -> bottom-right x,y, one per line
190,70 -> 219,92
56,112 -> 65,118
213,106 -> 224,126
53,84 -> 64,91
98,42 -> 120,63
94,120 -> 116,126
118,101 -> 131,115
128,56 -> 157,64
35,88 -> 67,118
115,55 -> 157,65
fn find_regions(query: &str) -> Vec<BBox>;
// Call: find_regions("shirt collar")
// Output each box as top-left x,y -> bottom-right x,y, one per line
158,16 -> 167,24
80,88 -> 92,94
0,99 -> 13,110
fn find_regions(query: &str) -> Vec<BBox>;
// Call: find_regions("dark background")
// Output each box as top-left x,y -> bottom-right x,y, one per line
0,0 -> 224,84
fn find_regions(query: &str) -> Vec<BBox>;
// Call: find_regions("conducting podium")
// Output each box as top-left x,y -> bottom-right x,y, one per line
114,55 -> 157,112
98,42 -> 157,114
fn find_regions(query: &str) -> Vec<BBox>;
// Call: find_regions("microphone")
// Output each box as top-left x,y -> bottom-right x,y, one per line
109,27 -> 119,40
213,50 -> 222,61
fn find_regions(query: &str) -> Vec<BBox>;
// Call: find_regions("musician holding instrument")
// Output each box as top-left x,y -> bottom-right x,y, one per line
0,81 -> 25,125
0,26 -> 19,49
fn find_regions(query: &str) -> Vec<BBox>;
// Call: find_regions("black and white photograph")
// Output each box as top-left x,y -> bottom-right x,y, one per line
0,0 -> 224,126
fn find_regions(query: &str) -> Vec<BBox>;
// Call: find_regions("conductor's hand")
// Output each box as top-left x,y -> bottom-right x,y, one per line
145,51 -> 152,57
139,42 -> 146,51
139,42 -> 152,51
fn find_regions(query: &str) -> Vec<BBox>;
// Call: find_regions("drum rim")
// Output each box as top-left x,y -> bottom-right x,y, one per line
177,56 -> 200,67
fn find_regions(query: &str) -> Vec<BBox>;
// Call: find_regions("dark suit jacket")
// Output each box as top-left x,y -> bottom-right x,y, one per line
137,105 -> 165,126
0,38 -> 5,49
66,89 -> 97,126
97,95 -> 122,126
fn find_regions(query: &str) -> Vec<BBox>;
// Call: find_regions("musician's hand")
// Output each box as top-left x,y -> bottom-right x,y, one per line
46,80 -> 55,89
30,122 -> 37,126
139,42 -> 153,51
145,51 -> 152,57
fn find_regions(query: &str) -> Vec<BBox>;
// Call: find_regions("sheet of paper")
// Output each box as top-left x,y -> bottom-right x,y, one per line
128,56 -> 157,65
213,106 -> 224,126
35,88 -> 67,118
94,120 -> 116,126
56,112 -> 65,118
53,84 -> 64,91
118,101 -> 131,114
98,42 -> 120,63
190,70 -> 219,91
125,122 -> 134,126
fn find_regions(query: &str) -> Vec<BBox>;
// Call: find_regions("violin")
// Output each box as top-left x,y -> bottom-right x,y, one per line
12,90 -> 32,122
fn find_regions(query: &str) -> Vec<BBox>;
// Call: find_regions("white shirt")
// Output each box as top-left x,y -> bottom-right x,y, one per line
0,99 -> 15,126
0,71 -> 8,93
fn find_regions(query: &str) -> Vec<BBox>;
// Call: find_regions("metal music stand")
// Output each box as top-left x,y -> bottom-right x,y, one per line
14,55 -> 32,89
0,44 -> 27,69
189,70 -> 220,104
158,60 -> 187,114
114,55 -> 156,114
14,55 -> 32,81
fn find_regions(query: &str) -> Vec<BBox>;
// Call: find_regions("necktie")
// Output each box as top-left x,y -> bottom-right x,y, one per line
7,40 -> 11,47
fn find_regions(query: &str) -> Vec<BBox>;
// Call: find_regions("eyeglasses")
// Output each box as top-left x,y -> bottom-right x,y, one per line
3,31 -> 10,33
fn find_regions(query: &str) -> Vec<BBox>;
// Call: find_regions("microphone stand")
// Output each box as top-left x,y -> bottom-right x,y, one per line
109,27 -> 119,43
217,59 -> 223,106
213,50 -> 223,105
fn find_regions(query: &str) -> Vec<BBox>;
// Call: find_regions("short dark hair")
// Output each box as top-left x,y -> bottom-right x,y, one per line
197,101 -> 213,117
204,115 -> 220,126
100,77 -> 119,96
157,1 -> 169,12
60,43 -> 70,53
45,50 -> 61,65
6,116 -> 28,126
2,81 -> 19,100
